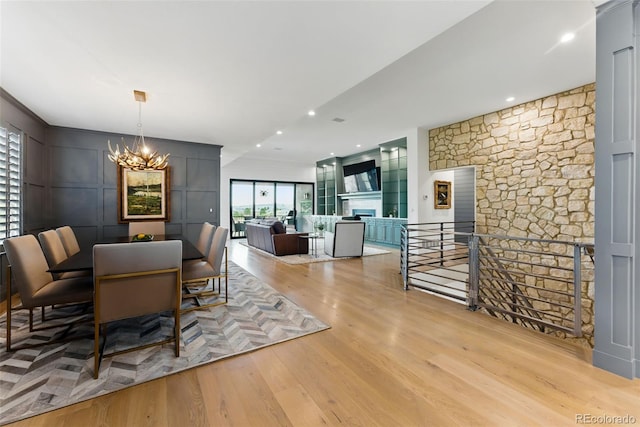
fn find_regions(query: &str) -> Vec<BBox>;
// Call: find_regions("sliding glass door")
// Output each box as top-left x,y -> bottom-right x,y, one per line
230,179 -> 314,238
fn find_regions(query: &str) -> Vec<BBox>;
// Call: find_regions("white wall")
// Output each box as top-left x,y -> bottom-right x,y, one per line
220,156 -> 315,232
425,169 -> 456,223
406,127 -> 429,223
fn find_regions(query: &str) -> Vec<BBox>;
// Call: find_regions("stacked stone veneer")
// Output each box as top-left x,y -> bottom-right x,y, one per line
429,83 -> 595,346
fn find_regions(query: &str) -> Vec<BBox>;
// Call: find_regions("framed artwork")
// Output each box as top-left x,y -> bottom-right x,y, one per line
434,180 -> 451,209
118,166 -> 170,222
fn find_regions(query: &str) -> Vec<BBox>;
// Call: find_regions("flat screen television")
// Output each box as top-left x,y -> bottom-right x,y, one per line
343,160 -> 380,193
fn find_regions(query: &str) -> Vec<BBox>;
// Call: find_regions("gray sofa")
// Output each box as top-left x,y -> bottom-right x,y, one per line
245,220 -> 308,256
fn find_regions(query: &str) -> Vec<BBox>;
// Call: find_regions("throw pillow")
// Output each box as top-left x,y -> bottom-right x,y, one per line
271,221 -> 286,234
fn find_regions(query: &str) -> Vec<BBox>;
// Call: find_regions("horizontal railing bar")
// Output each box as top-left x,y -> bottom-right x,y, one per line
477,300 -> 572,325
476,303 -> 575,334
479,263 -> 574,286
409,271 -> 468,285
479,245 -> 575,260
478,272 -> 574,297
477,284 -> 574,311
407,283 -> 467,301
478,255 -> 575,273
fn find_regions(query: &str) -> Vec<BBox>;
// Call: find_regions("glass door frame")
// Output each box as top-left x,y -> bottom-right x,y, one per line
229,179 -> 315,239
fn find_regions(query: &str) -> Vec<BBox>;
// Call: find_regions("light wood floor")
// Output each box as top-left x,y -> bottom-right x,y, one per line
6,240 -> 640,426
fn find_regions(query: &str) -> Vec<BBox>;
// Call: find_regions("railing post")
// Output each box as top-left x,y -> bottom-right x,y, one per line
467,234 -> 479,310
573,244 -> 583,337
439,222 -> 444,267
402,226 -> 409,290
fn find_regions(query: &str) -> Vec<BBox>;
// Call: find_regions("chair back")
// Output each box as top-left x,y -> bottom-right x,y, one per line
129,221 -> 166,236
38,230 -> 69,268
206,226 -> 228,275
56,226 -> 81,257
3,235 -> 54,308
326,221 -> 366,257
93,240 -> 182,324
196,222 -> 215,257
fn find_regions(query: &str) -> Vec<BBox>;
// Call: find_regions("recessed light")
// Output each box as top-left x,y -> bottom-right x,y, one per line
308,110 -> 316,116
276,130 -> 283,135
506,96 -> 515,102
256,144 -> 261,148
356,144 -> 361,148
330,152 -> 334,156
560,32 -> 575,43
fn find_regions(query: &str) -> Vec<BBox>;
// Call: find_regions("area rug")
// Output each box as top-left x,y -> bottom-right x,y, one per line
0,262 -> 330,425
240,241 -> 391,265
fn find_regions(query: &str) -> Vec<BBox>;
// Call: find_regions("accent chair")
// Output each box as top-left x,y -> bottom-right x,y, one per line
323,221 -> 366,257
3,234 -> 93,351
182,226 -> 229,313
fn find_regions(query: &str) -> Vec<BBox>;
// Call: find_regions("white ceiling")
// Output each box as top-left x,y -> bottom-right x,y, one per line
1,1 -> 599,167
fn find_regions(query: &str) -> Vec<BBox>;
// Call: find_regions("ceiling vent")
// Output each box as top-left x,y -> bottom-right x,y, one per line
332,117 -> 345,123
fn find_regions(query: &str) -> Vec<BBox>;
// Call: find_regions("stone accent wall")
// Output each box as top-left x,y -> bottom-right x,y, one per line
429,83 -> 595,346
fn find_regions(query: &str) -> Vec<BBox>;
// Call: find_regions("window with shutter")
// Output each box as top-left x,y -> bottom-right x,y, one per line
0,126 -> 21,243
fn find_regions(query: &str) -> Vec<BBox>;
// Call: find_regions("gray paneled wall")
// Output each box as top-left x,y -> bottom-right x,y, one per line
593,0 -> 639,378
46,126 -> 221,248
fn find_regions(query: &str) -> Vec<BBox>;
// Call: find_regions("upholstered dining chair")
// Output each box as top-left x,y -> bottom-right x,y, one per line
93,240 -> 182,379
181,226 -> 228,313
128,221 -> 166,236
195,222 -> 215,257
56,225 -> 81,257
38,229 -> 90,279
3,234 -> 93,351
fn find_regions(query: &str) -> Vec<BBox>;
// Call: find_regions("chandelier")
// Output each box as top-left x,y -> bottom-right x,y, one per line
108,90 -> 169,170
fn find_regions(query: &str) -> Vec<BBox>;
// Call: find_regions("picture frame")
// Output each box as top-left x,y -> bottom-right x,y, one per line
434,180 -> 451,209
118,166 -> 170,222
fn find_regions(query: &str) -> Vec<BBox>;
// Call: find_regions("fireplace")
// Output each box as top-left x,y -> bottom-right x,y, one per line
352,209 -> 376,217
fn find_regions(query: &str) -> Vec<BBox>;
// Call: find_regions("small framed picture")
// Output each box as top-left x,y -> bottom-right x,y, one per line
434,180 -> 451,209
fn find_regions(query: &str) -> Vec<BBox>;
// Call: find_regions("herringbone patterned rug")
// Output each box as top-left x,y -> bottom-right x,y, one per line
0,262 -> 329,425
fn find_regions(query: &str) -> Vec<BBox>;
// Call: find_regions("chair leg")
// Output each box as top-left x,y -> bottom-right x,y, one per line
174,308 -> 180,357
6,266 -> 11,352
94,321 -> 100,379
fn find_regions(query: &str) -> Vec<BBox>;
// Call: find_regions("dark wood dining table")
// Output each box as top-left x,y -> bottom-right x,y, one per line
48,234 -> 203,273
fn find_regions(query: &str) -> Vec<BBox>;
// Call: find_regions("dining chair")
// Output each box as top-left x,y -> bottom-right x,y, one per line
56,225 -> 81,257
92,240 -> 182,379
181,226 -> 228,313
38,229 -> 90,279
195,222 -> 215,257
3,234 -> 93,351
128,221 -> 166,236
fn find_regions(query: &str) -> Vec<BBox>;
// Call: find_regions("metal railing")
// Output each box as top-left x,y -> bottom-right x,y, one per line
401,222 -> 594,338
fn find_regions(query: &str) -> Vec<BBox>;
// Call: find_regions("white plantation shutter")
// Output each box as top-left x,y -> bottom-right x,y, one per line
0,126 -> 21,243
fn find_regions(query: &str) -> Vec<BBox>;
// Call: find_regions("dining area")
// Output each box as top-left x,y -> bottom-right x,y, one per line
2,221 -> 228,379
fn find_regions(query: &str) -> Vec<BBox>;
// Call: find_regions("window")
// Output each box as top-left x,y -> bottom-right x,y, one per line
0,126 -> 22,243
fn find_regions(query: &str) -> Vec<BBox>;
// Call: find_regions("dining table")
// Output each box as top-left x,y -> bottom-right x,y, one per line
48,234 -> 203,274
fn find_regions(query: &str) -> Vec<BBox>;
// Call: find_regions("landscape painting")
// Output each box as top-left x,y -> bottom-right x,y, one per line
118,167 -> 170,222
